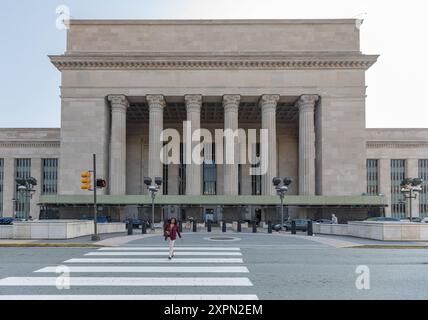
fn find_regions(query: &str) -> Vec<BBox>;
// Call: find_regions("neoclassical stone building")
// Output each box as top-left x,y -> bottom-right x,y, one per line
0,19 -> 427,223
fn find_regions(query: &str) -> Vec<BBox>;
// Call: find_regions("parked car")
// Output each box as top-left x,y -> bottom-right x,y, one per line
315,219 -> 333,224
365,217 -> 400,222
123,218 -> 148,229
273,219 -> 311,232
400,217 -> 423,223
0,218 -> 14,225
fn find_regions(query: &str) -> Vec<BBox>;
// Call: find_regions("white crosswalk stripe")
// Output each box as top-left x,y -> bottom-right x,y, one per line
64,258 -> 244,264
86,251 -> 242,256
97,247 -> 241,251
0,246 -> 258,300
35,266 -> 250,273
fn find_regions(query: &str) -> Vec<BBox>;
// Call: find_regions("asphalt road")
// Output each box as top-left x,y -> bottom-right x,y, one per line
1,232 -> 428,300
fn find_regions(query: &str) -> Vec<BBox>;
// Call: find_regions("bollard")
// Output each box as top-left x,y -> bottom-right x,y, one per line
207,220 -> 212,232
237,221 -> 242,233
222,220 -> 227,233
307,220 -> 313,236
141,221 -> 147,234
252,220 -> 257,233
179,221 -> 183,233
268,221 -> 272,234
291,220 -> 296,235
127,218 -> 133,235
193,220 -> 197,232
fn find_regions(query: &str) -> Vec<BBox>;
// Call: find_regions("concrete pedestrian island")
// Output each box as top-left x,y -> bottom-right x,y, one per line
0,220 -> 126,240
314,221 -> 428,241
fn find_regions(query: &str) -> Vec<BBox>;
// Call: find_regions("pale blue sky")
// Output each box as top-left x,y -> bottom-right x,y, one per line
0,0 -> 427,128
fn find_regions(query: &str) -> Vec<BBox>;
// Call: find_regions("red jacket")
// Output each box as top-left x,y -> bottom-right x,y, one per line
164,223 -> 182,241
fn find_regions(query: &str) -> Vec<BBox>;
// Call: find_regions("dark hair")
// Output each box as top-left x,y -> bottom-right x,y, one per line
170,218 -> 177,224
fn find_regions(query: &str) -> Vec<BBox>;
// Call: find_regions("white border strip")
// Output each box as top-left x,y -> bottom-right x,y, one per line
0,294 -> 259,300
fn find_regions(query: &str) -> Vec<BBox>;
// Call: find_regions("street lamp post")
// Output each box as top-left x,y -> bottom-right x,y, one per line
144,177 -> 163,230
400,178 -> 423,222
272,177 -> 293,230
15,177 -> 37,220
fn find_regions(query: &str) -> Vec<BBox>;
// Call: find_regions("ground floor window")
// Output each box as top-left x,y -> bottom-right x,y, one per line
15,158 -> 31,219
203,142 -> 216,195
367,159 -> 379,195
251,143 -> 261,195
42,158 -> 58,195
419,160 -> 428,218
391,159 -> 406,218
0,159 -> 3,216
179,143 -> 186,195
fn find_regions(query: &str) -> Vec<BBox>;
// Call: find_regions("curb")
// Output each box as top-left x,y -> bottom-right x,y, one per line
0,243 -> 105,248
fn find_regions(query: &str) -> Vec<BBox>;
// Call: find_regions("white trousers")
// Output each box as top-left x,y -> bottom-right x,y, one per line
169,239 -> 176,257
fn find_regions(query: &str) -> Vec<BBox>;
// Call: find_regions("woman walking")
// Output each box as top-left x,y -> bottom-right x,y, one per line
164,218 -> 183,260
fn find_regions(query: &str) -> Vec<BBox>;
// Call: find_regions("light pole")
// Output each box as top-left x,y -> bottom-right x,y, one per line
272,177 -> 293,230
15,177 -> 37,220
144,177 -> 163,230
400,178 -> 423,222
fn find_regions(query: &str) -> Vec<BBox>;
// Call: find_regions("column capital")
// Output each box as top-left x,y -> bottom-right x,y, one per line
185,95 -> 203,113
223,95 -> 241,112
259,94 -> 280,111
147,94 -> 166,111
108,95 -> 129,111
297,94 -> 319,110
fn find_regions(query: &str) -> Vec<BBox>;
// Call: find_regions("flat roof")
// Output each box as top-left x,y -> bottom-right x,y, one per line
39,195 -> 387,207
69,19 -> 361,26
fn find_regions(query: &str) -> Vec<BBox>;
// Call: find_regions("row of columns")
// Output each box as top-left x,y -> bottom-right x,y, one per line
107,94 -> 319,197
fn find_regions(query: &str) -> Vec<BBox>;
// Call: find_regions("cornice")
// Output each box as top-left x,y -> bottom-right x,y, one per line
50,54 -> 378,71
367,141 -> 428,149
0,141 -> 60,149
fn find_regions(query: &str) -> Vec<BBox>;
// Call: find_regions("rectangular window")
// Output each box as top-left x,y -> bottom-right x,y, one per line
179,143 -> 186,195
419,160 -> 428,218
0,159 -> 4,216
15,159 -> 31,219
367,159 -> 379,195
252,143 -> 262,196
391,159 -> 406,218
42,159 -> 58,195
203,142 -> 217,195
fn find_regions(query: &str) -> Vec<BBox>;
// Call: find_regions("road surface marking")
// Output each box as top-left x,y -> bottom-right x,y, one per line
0,277 -> 253,286
85,252 -> 242,256
35,266 -> 249,273
0,294 -> 259,300
64,258 -> 244,264
98,247 -> 241,251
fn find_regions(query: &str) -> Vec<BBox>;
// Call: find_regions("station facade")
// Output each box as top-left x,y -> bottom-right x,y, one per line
0,19 -> 427,223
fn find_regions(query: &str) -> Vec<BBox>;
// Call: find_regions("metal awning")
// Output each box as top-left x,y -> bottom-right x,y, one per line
39,195 -> 387,208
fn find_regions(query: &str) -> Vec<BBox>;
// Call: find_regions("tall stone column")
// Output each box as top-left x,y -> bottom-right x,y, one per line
2,158 -> 15,218
223,95 -> 240,196
147,95 -> 166,194
108,95 -> 129,195
297,95 -> 319,195
260,94 -> 280,196
185,95 -> 202,195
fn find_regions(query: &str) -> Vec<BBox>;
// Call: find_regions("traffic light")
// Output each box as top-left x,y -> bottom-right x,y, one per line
96,179 -> 107,189
81,171 -> 92,190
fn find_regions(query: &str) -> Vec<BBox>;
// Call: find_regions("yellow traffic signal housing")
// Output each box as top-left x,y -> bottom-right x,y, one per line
81,171 -> 92,190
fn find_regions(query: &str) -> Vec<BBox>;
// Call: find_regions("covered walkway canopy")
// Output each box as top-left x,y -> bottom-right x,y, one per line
39,195 -> 387,208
